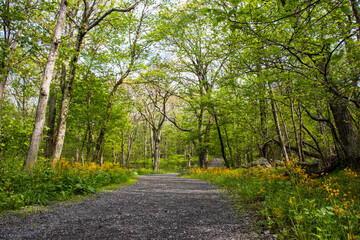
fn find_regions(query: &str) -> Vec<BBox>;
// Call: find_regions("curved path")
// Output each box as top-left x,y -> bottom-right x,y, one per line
0,174 -> 274,239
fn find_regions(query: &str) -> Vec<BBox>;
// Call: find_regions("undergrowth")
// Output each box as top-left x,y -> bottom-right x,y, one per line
0,157 -> 134,213
185,160 -> 360,240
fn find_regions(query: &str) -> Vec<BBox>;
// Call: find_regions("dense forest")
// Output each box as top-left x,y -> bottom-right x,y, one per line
1,0 -> 360,171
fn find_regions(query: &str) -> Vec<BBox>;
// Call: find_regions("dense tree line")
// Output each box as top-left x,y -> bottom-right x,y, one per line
0,0 -> 359,171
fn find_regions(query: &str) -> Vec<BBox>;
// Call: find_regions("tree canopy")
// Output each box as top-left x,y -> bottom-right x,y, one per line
0,0 -> 359,171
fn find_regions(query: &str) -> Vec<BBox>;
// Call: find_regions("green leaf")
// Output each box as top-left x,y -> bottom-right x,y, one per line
340,5 -> 351,15
201,7 -> 210,15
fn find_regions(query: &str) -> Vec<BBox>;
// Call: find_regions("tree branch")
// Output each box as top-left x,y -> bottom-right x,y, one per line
86,1 -> 139,33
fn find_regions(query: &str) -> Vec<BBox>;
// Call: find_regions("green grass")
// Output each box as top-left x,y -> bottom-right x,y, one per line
0,158 -> 134,213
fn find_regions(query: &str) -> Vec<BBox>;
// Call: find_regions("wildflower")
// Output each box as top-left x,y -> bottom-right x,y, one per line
348,234 -> 357,240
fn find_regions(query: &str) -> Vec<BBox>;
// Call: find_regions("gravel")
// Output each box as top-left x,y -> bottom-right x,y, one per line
0,174 -> 275,240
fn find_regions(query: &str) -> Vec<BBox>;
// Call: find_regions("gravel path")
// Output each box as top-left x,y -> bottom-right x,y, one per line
0,174 -> 275,240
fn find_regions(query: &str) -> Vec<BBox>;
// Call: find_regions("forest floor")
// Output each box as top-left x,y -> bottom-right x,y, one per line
0,174 -> 275,240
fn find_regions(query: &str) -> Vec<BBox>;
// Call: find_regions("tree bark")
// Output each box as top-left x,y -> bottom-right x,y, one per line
330,101 -> 360,167
23,0 -> 68,171
212,112 -> 230,168
44,90 -> 57,158
121,132 -> 125,167
268,82 -> 289,161
143,124 -> 147,168
259,92 -> 269,159
152,128 -> 161,171
224,126 -> 234,167
290,98 -> 304,161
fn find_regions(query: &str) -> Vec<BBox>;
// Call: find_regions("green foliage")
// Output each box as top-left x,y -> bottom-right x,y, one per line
159,154 -> 197,171
0,158 -> 134,213
185,165 -> 360,239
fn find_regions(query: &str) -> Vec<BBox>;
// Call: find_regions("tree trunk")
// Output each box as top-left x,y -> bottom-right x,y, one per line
297,101 -> 305,160
268,82 -> 289,161
23,0 -> 68,170
213,112 -> 230,168
75,135 -> 81,162
51,26 -> 86,163
126,134 -> 134,168
164,135 -> 167,162
100,139 -> 104,166
113,142 -> 116,163
44,90 -> 57,158
278,103 -> 291,158
86,125 -> 93,164
152,128 -> 161,171
143,124 -> 147,168
121,132 -> 125,167
80,129 -> 88,165
290,98 -> 304,161
196,109 -> 207,168
224,126 -> 234,167
330,101 -> 360,167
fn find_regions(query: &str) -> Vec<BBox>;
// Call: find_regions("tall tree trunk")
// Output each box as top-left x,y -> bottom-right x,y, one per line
121,132 -> 125,167
86,126 -> 93,164
152,128 -> 161,171
75,135 -> 81,162
164,135 -> 167,162
143,124 -> 147,168
100,139 -> 104,166
278,104 -> 291,157
224,126 -> 234,167
44,90 -> 57,158
126,134 -> 135,168
213,112 -> 230,168
330,101 -> 360,167
51,27 -> 86,163
196,109 -> 206,168
149,123 -> 154,160
259,93 -> 269,159
297,101 -> 305,160
268,82 -> 289,161
290,98 -> 304,161
23,0 -> 68,170
113,142 -> 117,163
80,129 -> 88,165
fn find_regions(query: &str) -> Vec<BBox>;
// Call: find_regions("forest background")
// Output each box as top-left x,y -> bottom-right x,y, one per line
2,0 -> 360,172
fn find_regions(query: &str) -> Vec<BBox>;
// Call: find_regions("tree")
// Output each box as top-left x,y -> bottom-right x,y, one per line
132,78 -> 170,171
24,0 -> 68,171
51,0 -> 139,164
